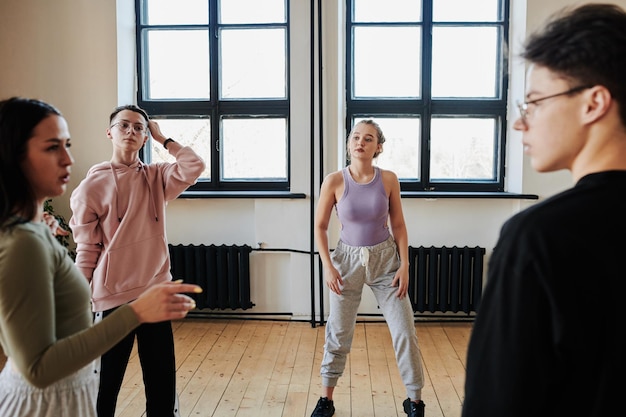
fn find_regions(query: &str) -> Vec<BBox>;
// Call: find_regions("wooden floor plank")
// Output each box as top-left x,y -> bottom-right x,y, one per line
177,320 -> 228,416
367,324 -> 401,417
444,323 -> 472,369
259,322 -> 301,416
186,320 -> 248,417
193,320 -> 255,417
350,323 -> 375,416
237,322 -> 285,417
430,324 -> 470,406
414,324 -> 446,417
420,324 -> 463,417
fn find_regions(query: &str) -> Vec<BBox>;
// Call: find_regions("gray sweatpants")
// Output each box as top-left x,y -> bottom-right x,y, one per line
320,236 -> 424,401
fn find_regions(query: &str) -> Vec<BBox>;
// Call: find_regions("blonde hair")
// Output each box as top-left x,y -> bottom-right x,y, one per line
346,119 -> 386,161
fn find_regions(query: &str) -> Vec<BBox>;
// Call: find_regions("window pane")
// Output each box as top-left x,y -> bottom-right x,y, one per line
146,30 -> 210,99
430,118 -> 495,180
220,0 -> 286,24
149,118 -> 212,179
433,0 -> 500,22
220,29 -> 286,99
431,27 -> 498,97
221,118 -> 287,180
354,27 -> 421,98
355,117 -> 421,180
145,0 -> 208,25
353,0 -> 421,22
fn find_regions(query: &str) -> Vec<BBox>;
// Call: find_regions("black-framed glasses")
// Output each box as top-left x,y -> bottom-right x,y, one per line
111,121 -> 147,134
517,85 -> 592,122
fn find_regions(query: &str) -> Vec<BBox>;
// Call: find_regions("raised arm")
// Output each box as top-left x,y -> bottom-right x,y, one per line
148,119 -> 206,200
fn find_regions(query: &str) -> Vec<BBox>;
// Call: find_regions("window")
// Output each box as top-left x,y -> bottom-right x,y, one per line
347,0 -> 510,192
136,0 -> 290,192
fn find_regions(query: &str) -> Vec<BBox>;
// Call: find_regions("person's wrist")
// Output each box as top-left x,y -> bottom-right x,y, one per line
128,300 -> 146,323
163,138 -> 175,149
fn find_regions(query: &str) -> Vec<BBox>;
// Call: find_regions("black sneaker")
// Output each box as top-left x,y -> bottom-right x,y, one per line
311,397 -> 335,417
403,398 -> 425,417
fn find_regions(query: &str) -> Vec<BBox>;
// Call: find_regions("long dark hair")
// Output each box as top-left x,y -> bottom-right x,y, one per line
0,97 -> 62,226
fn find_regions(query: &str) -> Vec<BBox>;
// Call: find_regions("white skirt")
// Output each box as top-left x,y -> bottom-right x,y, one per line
0,359 -> 98,417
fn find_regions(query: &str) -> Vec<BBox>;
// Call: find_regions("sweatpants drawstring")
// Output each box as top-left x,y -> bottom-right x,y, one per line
360,247 -> 370,268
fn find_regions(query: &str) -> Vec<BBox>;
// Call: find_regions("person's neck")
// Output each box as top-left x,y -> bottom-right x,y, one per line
348,161 -> 375,183
111,150 -> 140,166
570,127 -> 626,182
30,200 -> 45,222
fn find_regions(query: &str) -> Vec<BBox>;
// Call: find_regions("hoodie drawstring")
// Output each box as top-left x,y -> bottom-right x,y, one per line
109,164 -> 123,222
139,165 -> 159,222
109,162 -> 159,222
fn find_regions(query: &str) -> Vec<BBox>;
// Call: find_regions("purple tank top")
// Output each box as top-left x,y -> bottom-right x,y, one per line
336,166 -> 390,246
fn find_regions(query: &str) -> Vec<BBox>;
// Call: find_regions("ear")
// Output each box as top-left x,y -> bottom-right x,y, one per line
106,127 -> 113,140
582,85 -> 612,125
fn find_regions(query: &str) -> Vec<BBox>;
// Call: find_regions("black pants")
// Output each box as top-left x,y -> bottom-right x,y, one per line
96,308 -> 177,417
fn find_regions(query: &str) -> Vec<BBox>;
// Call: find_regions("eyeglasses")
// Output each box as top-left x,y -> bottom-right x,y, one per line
111,121 -> 147,134
517,85 -> 591,122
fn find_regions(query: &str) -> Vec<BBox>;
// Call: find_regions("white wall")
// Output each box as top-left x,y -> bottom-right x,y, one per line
2,0 -> 623,321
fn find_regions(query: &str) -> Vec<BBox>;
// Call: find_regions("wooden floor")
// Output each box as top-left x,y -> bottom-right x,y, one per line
121,319 -> 471,417
0,319 -> 473,417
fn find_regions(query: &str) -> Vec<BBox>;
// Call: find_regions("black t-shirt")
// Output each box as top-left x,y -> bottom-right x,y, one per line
462,171 -> 626,417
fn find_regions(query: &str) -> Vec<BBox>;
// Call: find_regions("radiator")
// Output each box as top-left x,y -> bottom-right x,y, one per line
168,244 -> 255,310
408,246 -> 485,314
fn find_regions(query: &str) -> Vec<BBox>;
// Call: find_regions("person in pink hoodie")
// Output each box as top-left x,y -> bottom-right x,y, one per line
69,104 -> 205,417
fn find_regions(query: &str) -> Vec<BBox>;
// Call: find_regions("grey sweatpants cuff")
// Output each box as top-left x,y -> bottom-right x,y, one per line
407,388 -> 422,401
322,377 -> 339,388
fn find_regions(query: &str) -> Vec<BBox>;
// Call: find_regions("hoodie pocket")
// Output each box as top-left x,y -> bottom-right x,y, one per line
102,234 -> 169,295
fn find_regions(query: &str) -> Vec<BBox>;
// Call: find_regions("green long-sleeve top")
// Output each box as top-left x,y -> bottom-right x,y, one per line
0,219 -> 140,388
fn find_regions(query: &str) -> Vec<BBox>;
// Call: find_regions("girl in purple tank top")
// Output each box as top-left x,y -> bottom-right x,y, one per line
311,120 -> 425,417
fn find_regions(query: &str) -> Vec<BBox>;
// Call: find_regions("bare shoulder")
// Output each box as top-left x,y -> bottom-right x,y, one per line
320,170 -> 345,203
378,168 -> 399,197
379,168 -> 399,184
322,170 -> 344,188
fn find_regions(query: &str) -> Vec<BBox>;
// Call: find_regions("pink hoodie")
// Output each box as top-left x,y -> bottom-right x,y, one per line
69,146 -> 205,311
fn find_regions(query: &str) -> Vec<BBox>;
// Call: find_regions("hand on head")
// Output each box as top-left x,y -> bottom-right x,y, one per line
147,119 -> 166,143
129,280 -> 202,323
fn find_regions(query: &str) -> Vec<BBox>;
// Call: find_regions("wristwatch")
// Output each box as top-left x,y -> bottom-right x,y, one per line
163,138 -> 175,149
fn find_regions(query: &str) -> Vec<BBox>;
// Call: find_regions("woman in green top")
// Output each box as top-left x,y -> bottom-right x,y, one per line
0,97 -> 202,416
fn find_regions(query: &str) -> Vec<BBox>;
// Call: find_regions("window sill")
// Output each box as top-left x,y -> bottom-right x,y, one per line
180,191 -> 307,199
401,191 -> 538,200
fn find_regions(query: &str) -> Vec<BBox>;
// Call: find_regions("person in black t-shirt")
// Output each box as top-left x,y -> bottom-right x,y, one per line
462,4 -> 626,417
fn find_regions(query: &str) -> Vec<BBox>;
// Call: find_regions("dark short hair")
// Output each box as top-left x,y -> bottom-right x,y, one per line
521,3 -> 626,125
0,97 -> 62,226
109,104 -> 149,125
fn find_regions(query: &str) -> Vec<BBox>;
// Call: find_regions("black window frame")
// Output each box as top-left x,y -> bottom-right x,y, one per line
346,0 -> 511,193
135,0 -> 291,193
